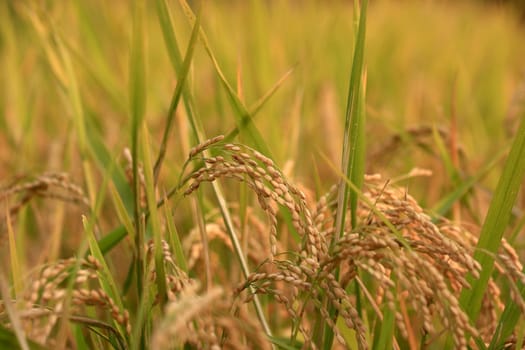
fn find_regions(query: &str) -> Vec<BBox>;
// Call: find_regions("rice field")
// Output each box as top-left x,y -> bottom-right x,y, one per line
1,0 -> 525,349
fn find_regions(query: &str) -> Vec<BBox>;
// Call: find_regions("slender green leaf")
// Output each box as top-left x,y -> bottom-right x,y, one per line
141,123 -> 168,306
153,3 -> 202,182
108,182 -> 135,247
372,305 -> 395,350
72,324 -> 90,350
432,125 -> 461,182
85,118 -> 135,215
460,112 -> 525,322
488,269 -> 525,349
5,209 -> 22,298
430,147 -> 507,218
83,216 -> 127,338
334,0 -> 368,243
267,336 -> 303,350
178,0 -> 271,156
155,0 -> 183,72
224,65 -> 297,143
323,1 -> 367,348
97,226 -> 128,255
129,2 -> 146,128
163,195 -> 188,272
81,159 -> 128,345
248,65 -> 297,117
155,0 -> 201,144
130,269 -> 155,350
129,0 -> 147,306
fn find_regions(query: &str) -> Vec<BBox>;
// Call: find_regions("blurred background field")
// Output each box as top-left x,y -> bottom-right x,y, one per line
3,0 -> 524,183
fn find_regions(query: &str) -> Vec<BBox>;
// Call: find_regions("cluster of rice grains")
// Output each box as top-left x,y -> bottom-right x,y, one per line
181,136 -> 525,349
0,172 -> 90,231
2,137 -> 524,349
147,239 -> 269,350
1,256 -> 130,348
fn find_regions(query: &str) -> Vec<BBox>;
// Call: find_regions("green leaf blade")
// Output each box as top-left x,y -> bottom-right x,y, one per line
460,112 -> 525,322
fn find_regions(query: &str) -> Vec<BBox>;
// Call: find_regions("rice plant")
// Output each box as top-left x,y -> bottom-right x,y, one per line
1,0 -> 525,349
